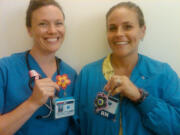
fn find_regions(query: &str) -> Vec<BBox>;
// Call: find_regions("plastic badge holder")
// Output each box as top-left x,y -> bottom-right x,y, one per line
53,96 -> 75,119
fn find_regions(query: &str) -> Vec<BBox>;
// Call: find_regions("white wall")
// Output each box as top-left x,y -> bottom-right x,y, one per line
0,0 -> 180,75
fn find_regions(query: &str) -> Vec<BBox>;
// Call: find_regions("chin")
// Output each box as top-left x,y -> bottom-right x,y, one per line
43,47 -> 59,54
47,45 -> 61,52
114,50 -> 127,56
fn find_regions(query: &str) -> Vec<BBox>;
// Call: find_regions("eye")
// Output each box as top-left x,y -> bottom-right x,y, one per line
108,25 -> 117,32
56,21 -> 64,26
38,22 -> 48,26
123,25 -> 133,30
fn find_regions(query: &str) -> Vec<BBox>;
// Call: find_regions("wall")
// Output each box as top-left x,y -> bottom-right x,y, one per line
0,0 -> 180,75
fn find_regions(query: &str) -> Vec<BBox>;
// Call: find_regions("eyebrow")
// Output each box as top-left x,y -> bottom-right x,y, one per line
122,21 -> 133,25
108,21 -> 134,26
39,19 -> 64,22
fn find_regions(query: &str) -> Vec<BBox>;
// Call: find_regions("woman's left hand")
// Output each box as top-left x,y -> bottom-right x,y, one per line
104,75 -> 141,101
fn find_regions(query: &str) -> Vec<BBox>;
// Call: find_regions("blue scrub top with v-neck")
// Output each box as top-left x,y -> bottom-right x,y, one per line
0,51 -> 77,135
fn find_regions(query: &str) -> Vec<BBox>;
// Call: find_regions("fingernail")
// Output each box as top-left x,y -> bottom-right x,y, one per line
107,90 -> 112,96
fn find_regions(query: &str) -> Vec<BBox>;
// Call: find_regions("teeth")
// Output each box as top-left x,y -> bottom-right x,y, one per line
115,42 -> 128,45
47,38 -> 58,42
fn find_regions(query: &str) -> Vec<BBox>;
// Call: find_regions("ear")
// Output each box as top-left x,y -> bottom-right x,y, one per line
27,27 -> 33,37
140,25 -> 146,39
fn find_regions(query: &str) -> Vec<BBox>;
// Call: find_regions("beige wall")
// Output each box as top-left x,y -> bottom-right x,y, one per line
0,0 -> 180,75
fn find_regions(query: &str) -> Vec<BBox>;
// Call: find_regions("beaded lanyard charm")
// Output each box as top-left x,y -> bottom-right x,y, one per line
94,92 -> 109,112
56,74 -> 71,96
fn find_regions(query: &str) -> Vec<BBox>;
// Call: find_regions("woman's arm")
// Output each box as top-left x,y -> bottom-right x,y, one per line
0,78 -> 59,135
136,64 -> 180,135
0,98 -> 39,135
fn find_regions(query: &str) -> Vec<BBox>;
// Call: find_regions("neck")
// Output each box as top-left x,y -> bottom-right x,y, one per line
30,47 -> 57,78
111,53 -> 138,77
30,47 -> 55,65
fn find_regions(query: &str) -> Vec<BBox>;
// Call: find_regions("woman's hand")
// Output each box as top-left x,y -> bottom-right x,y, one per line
28,78 -> 60,107
104,75 -> 141,102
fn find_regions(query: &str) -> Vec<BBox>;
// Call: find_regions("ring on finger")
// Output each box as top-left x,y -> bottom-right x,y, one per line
116,78 -> 121,85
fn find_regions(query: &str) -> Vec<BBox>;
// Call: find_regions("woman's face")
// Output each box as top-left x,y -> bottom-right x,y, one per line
107,7 -> 145,58
28,5 -> 65,54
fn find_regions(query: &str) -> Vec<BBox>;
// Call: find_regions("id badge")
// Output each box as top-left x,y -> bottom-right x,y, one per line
94,92 -> 120,121
53,97 -> 75,119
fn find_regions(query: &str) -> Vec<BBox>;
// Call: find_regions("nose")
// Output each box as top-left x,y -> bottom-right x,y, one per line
116,27 -> 125,37
47,24 -> 57,34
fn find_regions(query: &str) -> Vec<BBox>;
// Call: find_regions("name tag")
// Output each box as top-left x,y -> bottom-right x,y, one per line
53,97 -> 75,119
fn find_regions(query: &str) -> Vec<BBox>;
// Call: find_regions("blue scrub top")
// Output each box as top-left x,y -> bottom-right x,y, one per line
0,51 -> 77,135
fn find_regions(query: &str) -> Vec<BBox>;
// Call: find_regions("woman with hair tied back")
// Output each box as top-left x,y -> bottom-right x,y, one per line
0,0 -> 79,135
75,1 -> 180,135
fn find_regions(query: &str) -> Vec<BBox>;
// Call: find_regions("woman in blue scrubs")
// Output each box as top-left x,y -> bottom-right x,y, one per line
75,1 -> 180,135
0,0 -> 77,135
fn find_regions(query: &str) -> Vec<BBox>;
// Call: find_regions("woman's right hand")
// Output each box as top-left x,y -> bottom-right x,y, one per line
0,77 -> 60,135
28,78 -> 60,108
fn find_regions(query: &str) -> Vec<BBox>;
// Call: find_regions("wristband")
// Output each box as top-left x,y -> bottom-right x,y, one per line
134,89 -> 149,105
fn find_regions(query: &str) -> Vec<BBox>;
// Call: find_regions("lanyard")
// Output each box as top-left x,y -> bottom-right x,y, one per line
25,50 -> 61,119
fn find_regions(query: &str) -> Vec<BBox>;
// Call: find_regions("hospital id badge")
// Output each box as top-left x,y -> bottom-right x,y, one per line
94,92 -> 120,121
53,97 -> 75,119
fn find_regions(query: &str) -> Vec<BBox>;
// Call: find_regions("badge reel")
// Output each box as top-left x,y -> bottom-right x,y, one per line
52,74 -> 75,119
94,91 -> 120,121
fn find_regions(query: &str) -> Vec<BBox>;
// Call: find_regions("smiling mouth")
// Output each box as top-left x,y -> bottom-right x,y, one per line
114,41 -> 129,45
45,37 -> 60,43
